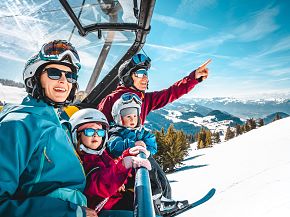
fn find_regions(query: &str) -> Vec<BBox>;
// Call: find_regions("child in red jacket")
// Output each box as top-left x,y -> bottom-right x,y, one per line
69,108 -> 151,212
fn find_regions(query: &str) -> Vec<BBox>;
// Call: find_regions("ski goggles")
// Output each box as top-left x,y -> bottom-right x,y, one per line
132,53 -> 151,69
40,40 -> 81,71
81,128 -> 106,137
134,69 -> 148,78
121,93 -> 142,105
45,68 -> 78,84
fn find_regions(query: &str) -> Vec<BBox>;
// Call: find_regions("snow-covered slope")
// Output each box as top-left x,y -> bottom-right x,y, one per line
0,84 -> 26,104
169,117 -> 290,217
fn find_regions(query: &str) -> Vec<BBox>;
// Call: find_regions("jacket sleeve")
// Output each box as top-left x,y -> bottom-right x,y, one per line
97,95 -> 114,125
107,128 -> 135,158
84,158 -> 129,199
142,130 -> 158,156
0,120 -> 84,217
146,70 -> 199,111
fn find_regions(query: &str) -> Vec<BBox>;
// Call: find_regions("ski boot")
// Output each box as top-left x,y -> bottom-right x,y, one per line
158,196 -> 188,215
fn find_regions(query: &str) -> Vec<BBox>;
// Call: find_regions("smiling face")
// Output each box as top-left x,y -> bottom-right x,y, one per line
40,64 -> 73,102
80,123 -> 103,150
131,72 -> 148,91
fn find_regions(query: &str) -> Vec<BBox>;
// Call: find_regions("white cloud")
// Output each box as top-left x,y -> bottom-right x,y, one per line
0,51 -> 26,63
145,43 -> 201,54
234,6 -> 279,42
145,32 -> 235,63
178,33 -> 235,52
176,0 -> 217,16
258,36 -> 290,57
153,13 -> 207,30
268,67 -> 290,76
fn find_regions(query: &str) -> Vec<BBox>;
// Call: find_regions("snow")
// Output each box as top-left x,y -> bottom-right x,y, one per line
0,83 -> 26,103
168,117 -> 290,217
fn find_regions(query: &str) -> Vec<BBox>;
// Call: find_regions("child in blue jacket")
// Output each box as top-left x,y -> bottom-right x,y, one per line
107,93 -> 188,215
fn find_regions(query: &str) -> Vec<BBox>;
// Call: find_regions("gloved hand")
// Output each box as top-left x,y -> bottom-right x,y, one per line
122,156 -> 152,170
129,146 -> 150,158
135,140 -> 146,148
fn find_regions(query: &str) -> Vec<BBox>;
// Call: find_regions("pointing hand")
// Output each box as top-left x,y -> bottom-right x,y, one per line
195,59 -> 211,82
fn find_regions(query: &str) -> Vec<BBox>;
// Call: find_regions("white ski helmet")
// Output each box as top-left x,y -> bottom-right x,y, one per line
70,108 -> 109,155
111,92 -> 142,127
23,40 -> 81,107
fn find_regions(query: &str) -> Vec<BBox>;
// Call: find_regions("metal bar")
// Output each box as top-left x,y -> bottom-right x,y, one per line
85,14 -> 117,94
134,152 -> 155,217
83,23 -> 144,32
59,0 -> 86,36
83,0 -> 156,106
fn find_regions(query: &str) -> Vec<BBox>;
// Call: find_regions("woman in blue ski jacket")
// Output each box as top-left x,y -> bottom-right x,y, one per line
0,40 -> 97,217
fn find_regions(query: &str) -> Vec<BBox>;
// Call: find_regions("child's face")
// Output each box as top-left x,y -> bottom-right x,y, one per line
122,114 -> 138,128
80,123 -> 103,150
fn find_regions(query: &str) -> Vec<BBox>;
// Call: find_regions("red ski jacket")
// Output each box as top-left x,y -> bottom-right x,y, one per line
81,150 -> 131,210
97,70 -> 199,125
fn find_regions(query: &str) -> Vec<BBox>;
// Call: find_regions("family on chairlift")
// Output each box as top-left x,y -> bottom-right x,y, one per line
0,40 -> 210,217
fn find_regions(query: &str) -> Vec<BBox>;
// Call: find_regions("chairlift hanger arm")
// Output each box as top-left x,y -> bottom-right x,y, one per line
84,23 -> 150,33
82,0 -> 155,107
59,0 -> 86,36
59,0 -> 156,107
59,0 -> 150,36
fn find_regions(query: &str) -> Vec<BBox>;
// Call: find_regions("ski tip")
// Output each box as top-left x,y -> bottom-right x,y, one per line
208,188 -> 216,196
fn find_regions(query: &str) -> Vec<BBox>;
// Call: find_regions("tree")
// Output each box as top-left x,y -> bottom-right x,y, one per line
273,113 -> 281,122
186,134 -> 195,143
197,139 -> 205,149
244,121 -> 251,132
258,118 -> 264,127
154,124 -> 190,172
205,130 -> 212,147
212,132 -> 221,144
235,124 -> 242,136
225,126 -> 235,141
0,78 -> 25,88
248,118 -> 256,130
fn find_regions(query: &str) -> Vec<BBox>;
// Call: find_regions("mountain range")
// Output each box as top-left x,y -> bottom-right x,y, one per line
145,102 -> 244,136
1,84 -> 289,136
181,97 -> 290,119
145,99 -> 289,136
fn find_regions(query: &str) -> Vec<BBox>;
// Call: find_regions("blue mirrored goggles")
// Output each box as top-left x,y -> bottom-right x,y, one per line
134,69 -> 148,78
45,68 -> 78,84
121,93 -> 142,105
132,54 -> 151,68
81,128 -> 106,137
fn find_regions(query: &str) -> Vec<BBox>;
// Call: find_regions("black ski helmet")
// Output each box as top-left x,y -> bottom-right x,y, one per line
118,53 -> 151,88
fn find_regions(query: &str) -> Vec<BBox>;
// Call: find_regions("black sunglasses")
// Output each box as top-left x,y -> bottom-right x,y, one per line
45,68 -> 78,84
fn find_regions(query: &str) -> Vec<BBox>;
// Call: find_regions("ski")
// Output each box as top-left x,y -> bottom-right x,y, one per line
164,188 -> 216,217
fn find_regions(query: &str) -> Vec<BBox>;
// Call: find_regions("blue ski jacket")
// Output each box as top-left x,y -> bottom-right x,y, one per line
0,95 -> 86,217
107,125 -> 157,158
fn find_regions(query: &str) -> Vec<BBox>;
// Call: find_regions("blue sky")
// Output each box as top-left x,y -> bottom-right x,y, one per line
0,0 -> 290,99
144,0 -> 290,98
